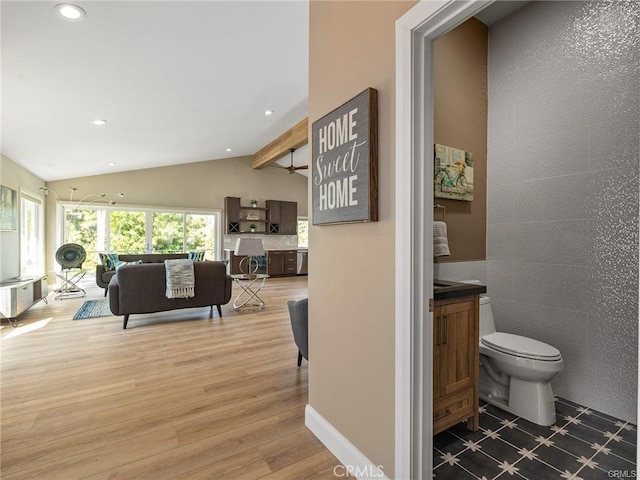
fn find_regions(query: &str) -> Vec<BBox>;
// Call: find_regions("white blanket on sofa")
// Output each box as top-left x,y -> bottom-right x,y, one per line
164,259 -> 195,299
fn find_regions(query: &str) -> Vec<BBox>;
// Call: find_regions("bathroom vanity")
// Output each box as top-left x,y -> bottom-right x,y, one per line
432,279 -> 486,435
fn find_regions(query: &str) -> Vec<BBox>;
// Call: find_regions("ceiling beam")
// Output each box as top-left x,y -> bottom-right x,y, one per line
252,117 -> 308,169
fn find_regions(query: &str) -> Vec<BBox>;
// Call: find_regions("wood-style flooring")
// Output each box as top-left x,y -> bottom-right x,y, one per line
1,276 -> 340,479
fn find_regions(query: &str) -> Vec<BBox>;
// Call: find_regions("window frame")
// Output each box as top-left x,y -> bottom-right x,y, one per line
58,202 -> 222,267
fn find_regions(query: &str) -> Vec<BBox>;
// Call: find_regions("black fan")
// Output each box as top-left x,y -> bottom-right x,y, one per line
272,148 -> 308,175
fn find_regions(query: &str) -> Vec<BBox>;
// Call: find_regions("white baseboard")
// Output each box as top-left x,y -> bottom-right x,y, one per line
305,404 -> 390,480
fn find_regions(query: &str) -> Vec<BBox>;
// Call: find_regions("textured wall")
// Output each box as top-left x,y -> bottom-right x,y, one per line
487,1 -> 639,421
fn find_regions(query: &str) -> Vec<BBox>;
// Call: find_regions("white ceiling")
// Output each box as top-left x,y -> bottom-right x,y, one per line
1,1 -> 309,181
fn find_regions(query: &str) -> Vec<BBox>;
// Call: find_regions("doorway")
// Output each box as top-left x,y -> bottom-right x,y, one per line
395,1 -> 496,478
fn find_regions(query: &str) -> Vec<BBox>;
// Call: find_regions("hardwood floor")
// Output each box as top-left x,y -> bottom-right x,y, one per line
1,276 -> 340,479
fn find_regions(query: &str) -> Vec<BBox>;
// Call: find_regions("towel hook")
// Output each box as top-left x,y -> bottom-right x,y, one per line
434,204 -> 445,221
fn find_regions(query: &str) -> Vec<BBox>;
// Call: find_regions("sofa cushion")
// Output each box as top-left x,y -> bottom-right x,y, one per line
116,259 -> 143,269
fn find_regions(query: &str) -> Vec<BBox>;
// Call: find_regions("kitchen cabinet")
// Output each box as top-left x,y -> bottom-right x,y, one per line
433,295 -> 479,435
280,202 -> 298,235
265,200 -> 297,235
267,251 -> 284,276
224,197 -> 268,234
284,250 -> 297,276
225,197 -> 297,235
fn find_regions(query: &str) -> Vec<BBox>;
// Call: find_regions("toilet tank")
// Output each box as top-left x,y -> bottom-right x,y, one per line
459,280 -> 496,338
479,296 -> 497,338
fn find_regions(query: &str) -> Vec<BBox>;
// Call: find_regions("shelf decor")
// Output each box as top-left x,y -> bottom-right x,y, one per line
0,185 -> 17,231
311,88 -> 378,225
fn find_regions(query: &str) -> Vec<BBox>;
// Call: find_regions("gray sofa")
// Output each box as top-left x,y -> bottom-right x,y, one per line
108,261 -> 232,329
96,253 -> 188,296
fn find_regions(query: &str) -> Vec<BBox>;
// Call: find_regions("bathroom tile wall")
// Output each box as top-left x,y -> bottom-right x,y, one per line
486,1 -> 639,422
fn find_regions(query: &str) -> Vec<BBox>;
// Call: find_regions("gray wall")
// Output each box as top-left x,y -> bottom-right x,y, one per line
486,1 -> 639,422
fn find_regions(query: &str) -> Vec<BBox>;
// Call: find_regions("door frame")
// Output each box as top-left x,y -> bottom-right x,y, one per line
394,1 -> 492,478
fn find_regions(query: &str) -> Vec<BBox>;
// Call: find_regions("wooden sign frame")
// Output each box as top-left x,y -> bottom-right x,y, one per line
311,88 -> 378,225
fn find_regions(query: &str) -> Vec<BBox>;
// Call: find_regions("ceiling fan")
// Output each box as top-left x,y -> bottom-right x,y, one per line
272,148 -> 308,175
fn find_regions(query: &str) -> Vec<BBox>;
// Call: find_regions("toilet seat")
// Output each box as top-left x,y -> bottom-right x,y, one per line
481,332 -> 562,361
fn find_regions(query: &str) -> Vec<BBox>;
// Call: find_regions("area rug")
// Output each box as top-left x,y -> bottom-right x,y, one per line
73,299 -> 113,320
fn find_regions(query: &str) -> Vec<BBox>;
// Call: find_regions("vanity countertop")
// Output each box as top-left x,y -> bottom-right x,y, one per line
433,279 -> 486,301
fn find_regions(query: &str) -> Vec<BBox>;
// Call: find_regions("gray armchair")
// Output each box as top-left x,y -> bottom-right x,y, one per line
287,298 -> 308,366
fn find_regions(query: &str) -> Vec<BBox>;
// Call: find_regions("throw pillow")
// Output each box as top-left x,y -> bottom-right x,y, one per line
187,251 -> 205,262
98,252 -> 120,271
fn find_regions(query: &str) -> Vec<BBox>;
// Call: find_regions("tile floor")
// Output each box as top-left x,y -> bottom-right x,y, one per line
434,397 -> 637,480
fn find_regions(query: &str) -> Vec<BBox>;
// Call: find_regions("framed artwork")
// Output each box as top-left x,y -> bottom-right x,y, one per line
311,88 -> 378,225
434,144 -> 474,202
0,185 -> 17,231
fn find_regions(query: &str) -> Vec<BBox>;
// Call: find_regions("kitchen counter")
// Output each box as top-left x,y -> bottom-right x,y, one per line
433,279 -> 486,301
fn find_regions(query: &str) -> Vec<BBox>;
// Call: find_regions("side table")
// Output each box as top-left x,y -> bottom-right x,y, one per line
231,273 -> 269,311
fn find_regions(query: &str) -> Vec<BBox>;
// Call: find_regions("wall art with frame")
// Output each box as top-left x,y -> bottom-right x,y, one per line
0,185 -> 18,231
311,88 -> 378,225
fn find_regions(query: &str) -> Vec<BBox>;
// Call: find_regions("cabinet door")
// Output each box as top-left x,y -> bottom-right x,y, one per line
230,254 -> 246,275
266,200 -> 281,234
433,299 -> 476,399
280,201 -> 298,235
224,197 -> 241,233
267,251 -> 284,276
433,297 -> 479,433
284,250 -> 297,276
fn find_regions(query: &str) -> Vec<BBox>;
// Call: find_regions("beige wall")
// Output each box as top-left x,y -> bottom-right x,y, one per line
45,156 -> 307,276
0,155 -> 46,280
308,1 -> 417,476
433,18 -> 488,262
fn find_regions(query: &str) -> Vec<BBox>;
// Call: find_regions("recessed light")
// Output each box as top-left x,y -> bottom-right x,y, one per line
92,119 -> 107,126
108,162 -> 117,166
55,4 -> 86,20
264,109 -> 274,116
226,148 -> 232,152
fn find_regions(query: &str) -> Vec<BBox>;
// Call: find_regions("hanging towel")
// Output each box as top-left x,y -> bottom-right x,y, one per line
165,259 -> 195,299
433,221 -> 450,257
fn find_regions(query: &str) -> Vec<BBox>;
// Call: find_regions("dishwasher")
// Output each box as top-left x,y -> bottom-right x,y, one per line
296,250 -> 308,275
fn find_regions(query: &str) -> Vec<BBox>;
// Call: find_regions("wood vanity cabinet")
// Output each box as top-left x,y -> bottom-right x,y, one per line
433,295 -> 479,435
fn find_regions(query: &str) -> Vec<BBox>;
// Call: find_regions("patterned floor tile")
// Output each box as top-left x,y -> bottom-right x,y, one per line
433,397 -> 637,479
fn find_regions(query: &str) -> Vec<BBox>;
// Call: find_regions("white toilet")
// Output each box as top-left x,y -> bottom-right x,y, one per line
477,295 -> 563,426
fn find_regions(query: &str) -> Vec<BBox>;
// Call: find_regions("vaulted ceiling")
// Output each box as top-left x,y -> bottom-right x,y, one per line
1,1 -> 309,181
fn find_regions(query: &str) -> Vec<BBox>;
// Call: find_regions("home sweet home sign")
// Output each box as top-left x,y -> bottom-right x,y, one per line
311,88 -> 378,225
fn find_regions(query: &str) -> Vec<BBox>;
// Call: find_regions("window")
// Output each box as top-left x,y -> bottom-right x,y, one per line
297,217 -> 308,248
61,205 -> 220,273
20,193 -> 44,276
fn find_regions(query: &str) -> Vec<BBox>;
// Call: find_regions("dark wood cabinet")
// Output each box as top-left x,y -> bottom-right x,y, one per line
224,196 -> 241,233
225,197 -> 297,235
267,251 -> 284,276
280,202 -> 298,235
224,197 -> 268,234
266,200 -> 281,233
433,296 -> 479,435
284,250 -> 297,276
265,200 -> 297,235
